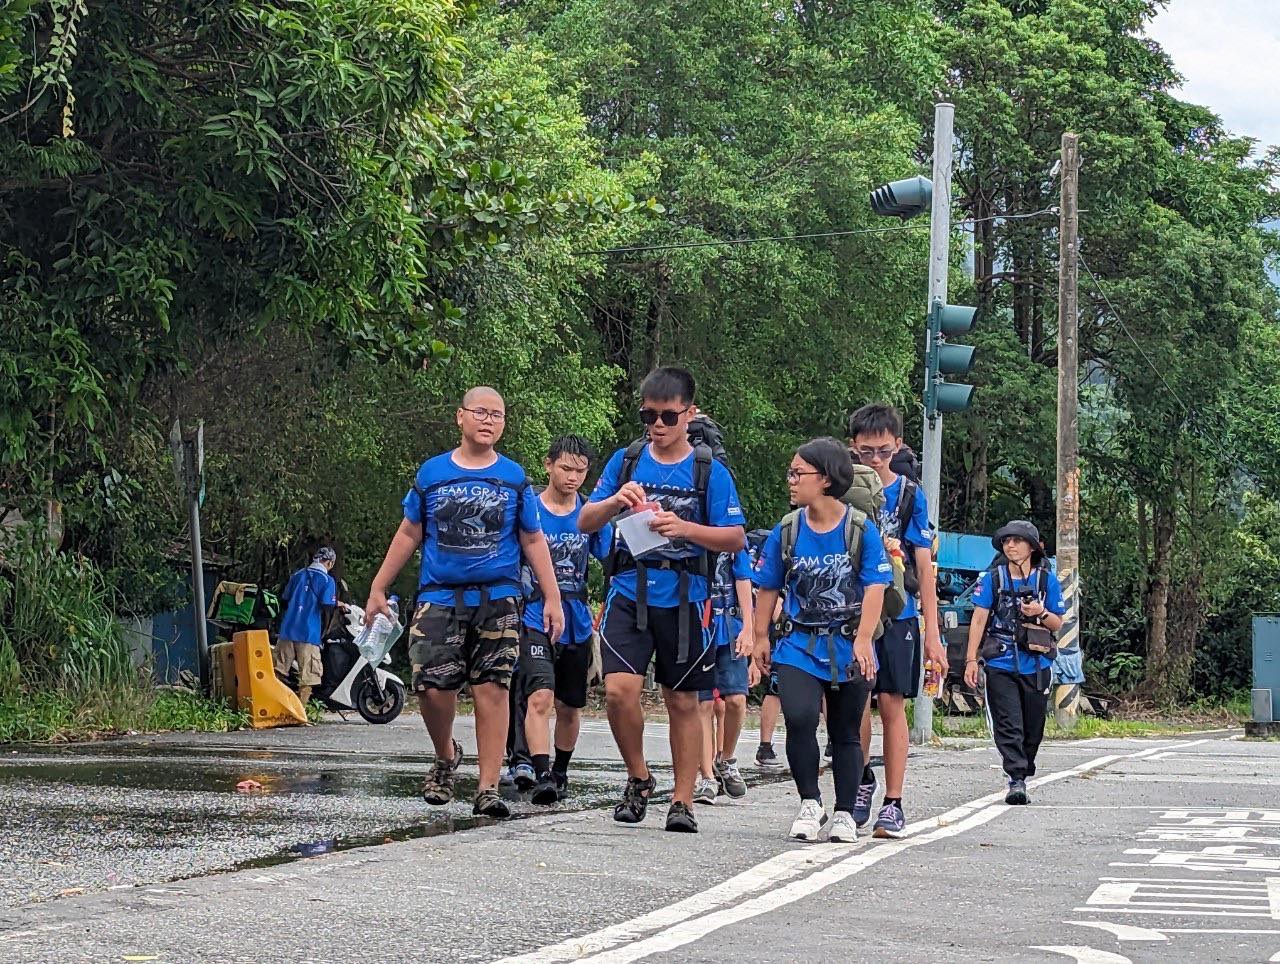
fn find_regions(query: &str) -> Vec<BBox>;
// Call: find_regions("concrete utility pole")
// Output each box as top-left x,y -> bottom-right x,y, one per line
911,101 -> 954,746
1054,133 -> 1083,728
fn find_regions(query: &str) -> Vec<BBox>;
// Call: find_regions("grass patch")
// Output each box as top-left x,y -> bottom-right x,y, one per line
145,690 -> 249,733
0,688 -> 257,743
941,711 -> 1239,742
0,686 -> 151,743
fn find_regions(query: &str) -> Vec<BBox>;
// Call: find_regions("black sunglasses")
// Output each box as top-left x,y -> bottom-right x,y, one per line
639,406 -> 689,427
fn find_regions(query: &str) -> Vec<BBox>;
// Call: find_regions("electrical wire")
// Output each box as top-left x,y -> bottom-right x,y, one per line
572,207 -> 1059,256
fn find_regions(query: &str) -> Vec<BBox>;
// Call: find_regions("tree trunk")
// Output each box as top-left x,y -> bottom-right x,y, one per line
1142,501 -> 1176,699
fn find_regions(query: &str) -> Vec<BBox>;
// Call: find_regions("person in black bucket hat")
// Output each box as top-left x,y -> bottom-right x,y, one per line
963,520 -> 1066,805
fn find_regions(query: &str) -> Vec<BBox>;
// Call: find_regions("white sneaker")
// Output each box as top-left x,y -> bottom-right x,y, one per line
829,810 -> 859,843
789,799 -> 829,841
693,777 -> 718,806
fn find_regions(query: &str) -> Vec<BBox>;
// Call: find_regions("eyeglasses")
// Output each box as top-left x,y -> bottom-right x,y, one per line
461,407 -> 506,423
639,406 -> 689,427
855,445 -> 897,462
786,469 -> 822,483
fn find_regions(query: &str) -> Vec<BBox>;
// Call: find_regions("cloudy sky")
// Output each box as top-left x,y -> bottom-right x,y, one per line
1147,0 -> 1280,150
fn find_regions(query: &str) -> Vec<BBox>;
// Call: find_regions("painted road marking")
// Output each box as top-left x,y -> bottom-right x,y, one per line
498,739 -> 1210,964
1032,946 -> 1132,963
1064,921 -> 1168,941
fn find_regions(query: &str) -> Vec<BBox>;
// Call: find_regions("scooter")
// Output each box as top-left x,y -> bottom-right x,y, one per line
315,604 -> 406,724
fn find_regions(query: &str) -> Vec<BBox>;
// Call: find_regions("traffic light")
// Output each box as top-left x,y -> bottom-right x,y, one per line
869,176 -> 932,220
925,300 -> 977,417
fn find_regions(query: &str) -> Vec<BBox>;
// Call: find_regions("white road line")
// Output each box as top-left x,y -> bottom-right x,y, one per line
500,738 -> 1210,964
1032,946 -> 1133,963
1065,921 -> 1168,942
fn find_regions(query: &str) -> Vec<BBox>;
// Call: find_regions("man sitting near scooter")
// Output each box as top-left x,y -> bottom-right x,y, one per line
275,547 -> 346,706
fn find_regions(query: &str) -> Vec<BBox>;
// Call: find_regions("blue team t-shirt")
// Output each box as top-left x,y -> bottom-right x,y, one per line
877,475 -> 934,622
710,550 -> 753,648
589,445 -> 745,608
973,565 -> 1066,675
279,564 -> 337,646
402,452 -> 542,607
522,495 -> 611,646
754,509 -> 893,683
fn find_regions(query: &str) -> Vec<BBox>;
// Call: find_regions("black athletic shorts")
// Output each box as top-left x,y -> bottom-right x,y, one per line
873,617 -> 922,698
600,594 -> 714,692
518,626 -> 592,710
408,597 -> 521,692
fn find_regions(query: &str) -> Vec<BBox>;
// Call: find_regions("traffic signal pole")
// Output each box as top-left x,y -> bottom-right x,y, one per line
911,101 -> 954,746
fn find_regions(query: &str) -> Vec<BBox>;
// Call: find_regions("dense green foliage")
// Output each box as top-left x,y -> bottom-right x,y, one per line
1,0 -> 1277,724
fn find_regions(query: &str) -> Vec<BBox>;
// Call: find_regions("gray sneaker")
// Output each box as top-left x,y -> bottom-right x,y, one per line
422,738 -> 463,806
715,757 -> 747,798
693,776 -> 718,805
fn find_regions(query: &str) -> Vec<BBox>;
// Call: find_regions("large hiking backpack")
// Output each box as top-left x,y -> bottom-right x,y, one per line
840,462 -> 886,520
686,414 -> 730,473
891,444 -> 922,484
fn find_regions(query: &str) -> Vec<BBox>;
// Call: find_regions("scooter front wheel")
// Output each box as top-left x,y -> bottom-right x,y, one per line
354,676 -> 405,724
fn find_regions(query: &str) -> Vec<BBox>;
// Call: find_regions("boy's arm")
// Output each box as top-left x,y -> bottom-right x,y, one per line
366,519 -> 423,619
914,544 -> 946,673
520,529 -> 565,642
734,577 -> 754,657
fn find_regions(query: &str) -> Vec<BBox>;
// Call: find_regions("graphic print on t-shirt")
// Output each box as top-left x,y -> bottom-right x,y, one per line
433,483 -> 511,556
636,489 -> 702,559
789,553 -> 859,625
877,503 -> 901,542
550,532 -> 588,590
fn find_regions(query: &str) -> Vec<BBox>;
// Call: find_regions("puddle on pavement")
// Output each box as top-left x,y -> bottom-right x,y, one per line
1,741 -> 787,883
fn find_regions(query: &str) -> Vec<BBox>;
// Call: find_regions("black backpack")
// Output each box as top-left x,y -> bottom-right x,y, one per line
687,414 -> 731,473
891,444 -> 922,483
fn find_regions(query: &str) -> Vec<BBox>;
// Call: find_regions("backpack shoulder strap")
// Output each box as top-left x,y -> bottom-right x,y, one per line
842,506 -> 865,563
691,442 -> 714,502
779,509 -> 802,574
619,438 -> 647,487
996,565 -> 1011,594
1036,564 -> 1049,599
896,479 -> 917,537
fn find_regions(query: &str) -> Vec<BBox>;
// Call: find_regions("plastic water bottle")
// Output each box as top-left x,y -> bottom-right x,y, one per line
355,595 -> 403,666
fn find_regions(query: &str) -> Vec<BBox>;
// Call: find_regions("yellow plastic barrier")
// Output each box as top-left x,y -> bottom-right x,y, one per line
232,630 -> 308,728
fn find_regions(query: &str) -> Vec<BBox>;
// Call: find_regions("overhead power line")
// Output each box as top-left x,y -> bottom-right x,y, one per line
572,207 -> 1059,257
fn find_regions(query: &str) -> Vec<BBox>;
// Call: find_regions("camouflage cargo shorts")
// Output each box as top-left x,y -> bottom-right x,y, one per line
408,596 -> 521,692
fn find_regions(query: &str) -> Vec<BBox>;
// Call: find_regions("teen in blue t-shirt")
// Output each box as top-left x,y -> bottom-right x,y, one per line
578,367 -> 746,834
964,520 -> 1066,806
848,402 -> 947,839
364,387 -> 563,821
750,437 -> 891,845
514,436 -> 613,806
694,548 -> 755,803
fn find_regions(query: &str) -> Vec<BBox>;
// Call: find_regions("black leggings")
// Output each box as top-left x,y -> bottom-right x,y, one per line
776,664 -> 870,812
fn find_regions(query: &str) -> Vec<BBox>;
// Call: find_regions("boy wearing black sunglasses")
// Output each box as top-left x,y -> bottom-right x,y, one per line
579,367 -> 747,833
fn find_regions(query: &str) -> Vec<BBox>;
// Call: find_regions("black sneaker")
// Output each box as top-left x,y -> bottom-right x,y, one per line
665,801 -> 699,833
553,771 -> 569,802
755,742 -> 784,771
474,788 -> 512,819
421,738 -> 464,805
1005,779 -> 1030,806
531,772 -> 559,805
613,772 -> 657,824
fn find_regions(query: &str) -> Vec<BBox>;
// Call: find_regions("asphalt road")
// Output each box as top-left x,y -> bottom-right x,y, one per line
1,714 -> 1275,964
